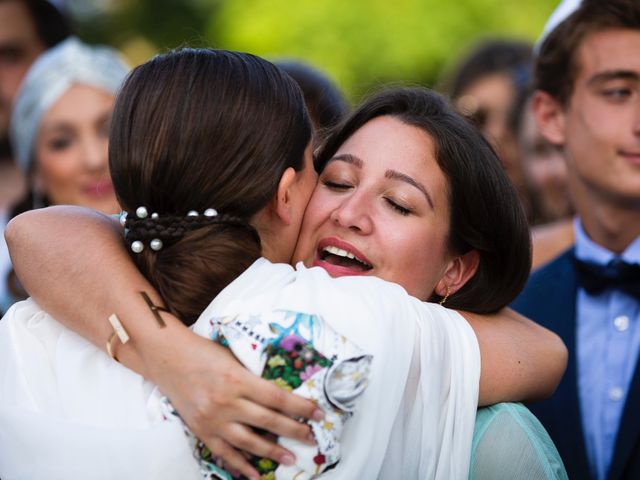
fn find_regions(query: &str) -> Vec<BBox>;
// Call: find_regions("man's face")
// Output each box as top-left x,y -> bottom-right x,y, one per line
0,0 -> 46,139
560,28 -> 640,206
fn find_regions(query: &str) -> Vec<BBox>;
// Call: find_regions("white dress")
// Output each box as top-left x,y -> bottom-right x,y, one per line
0,209 -> 14,313
0,258 -> 480,479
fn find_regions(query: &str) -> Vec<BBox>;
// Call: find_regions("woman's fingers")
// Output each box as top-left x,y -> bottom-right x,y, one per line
235,397 -> 316,446
205,437 -> 260,480
223,422 -> 298,466
244,372 -> 325,423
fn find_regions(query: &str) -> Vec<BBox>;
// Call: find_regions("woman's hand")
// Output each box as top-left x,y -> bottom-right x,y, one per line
6,207 -> 323,480
143,323 -> 324,480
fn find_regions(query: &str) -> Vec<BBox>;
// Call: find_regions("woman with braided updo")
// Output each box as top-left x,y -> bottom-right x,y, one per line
1,48 -> 566,479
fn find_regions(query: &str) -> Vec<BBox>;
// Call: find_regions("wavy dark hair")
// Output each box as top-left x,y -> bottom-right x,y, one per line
109,48 -> 311,325
316,87 -> 531,313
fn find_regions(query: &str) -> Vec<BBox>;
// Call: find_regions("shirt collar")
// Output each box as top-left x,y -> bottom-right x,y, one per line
574,217 -> 640,265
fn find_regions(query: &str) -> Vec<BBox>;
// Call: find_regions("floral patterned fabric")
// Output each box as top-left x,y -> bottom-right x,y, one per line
163,310 -> 372,480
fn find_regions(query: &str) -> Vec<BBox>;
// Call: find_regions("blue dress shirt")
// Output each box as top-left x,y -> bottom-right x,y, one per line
575,219 -> 640,480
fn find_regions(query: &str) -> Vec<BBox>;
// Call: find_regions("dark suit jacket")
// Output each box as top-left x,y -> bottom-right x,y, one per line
511,248 -> 640,479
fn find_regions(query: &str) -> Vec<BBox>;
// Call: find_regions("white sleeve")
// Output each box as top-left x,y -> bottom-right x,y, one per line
0,299 -> 202,480
269,269 -> 481,479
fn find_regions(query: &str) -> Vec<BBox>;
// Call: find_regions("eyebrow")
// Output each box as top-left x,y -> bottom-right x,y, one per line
39,123 -> 74,136
328,153 -> 434,209
329,153 -> 363,168
385,170 -> 434,209
588,70 -> 640,86
41,110 -> 112,135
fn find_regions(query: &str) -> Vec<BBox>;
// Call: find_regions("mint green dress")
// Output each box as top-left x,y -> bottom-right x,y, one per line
470,403 -> 568,479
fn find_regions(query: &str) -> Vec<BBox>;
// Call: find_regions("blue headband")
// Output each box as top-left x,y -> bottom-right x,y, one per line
10,37 -> 129,173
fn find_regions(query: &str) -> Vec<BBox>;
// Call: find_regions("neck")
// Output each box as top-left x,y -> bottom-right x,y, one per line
574,187 -> 640,254
249,210 -> 290,264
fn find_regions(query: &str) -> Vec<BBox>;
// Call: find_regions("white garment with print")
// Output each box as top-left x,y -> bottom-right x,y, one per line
0,258 -> 480,479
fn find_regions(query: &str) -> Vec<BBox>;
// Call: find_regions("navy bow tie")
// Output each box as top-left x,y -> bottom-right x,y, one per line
574,257 -> 640,298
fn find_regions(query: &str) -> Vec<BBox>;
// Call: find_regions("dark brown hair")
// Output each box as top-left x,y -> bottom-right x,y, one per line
535,0 -> 640,105
109,48 -> 311,326
274,60 -> 349,132
448,39 -> 532,100
316,87 -> 531,314
23,0 -> 72,48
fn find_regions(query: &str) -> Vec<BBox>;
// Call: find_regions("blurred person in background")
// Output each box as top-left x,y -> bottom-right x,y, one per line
0,36 -> 128,314
445,39 -> 532,208
274,59 -> 349,141
0,0 -> 71,207
512,0 -> 640,478
508,88 -> 574,270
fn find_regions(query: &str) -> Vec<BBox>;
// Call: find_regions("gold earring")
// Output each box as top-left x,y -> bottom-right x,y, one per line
439,285 -> 451,306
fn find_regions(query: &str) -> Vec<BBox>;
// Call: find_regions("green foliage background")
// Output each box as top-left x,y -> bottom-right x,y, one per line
77,0 -> 559,102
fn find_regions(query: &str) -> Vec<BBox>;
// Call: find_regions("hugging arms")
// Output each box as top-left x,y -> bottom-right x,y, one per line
6,206 -> 566,475
3,58 -> 567,478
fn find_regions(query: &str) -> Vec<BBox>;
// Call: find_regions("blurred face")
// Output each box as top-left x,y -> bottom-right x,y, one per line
0,0 -> 45,138
460,72 -> 514,149
559,28 -> 640,205
293,115 -> 453,301
518,101 -> 571,221
457,72 -> 522,188
33,83 -> 119,214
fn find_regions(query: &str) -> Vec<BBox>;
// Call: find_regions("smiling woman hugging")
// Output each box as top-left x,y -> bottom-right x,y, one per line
2,49 -> 566,480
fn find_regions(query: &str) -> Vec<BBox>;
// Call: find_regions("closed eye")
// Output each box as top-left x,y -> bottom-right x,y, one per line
385,197 -> 412,216
323,180 -> 352,191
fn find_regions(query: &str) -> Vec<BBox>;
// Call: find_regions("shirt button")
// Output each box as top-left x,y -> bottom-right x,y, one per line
614,315 -> 630,332
609,387 -> 624,401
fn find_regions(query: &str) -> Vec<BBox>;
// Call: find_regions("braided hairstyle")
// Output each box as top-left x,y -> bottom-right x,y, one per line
109,49 -> 311,326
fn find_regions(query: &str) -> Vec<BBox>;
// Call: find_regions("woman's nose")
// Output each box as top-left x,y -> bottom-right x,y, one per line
329,192 -> 373,234
82,135 -> 108,171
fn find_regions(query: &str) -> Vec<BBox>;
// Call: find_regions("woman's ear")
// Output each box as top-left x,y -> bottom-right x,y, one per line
435,250 -> 480,298
532,90 -> 566,146
270,166 -> 297,226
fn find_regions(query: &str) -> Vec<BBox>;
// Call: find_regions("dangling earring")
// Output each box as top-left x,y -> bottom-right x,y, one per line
439,285 -> 451,306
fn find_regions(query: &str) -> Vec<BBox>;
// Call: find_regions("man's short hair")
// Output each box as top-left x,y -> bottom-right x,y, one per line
535,0 -> 640,105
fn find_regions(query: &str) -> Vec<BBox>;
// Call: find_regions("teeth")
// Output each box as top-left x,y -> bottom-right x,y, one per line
324,245 -> 356,260
322,245 -> 371,267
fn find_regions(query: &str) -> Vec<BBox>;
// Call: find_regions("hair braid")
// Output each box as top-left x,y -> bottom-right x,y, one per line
124,213 -> 261,250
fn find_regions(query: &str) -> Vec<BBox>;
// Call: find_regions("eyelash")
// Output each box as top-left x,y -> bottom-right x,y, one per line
385,197 -> 412,216
323,177 -> 413,216
602,88 -> 633,100
48,137 -> 73,150
323,180 -> 351,190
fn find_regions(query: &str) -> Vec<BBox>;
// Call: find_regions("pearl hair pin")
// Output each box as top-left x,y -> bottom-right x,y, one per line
136,206 -> 148,219
128,206 -> 219,254
131,240 -> 144,253
150,239 -> 163,251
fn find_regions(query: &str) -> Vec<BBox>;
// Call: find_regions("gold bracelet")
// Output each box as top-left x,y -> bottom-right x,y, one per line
106,292 -> 168,363
106,313 -> 130,363
139,291 -> 169,327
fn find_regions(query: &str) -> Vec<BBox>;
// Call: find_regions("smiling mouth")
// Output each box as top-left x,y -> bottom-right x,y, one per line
319,245 -> 373,272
